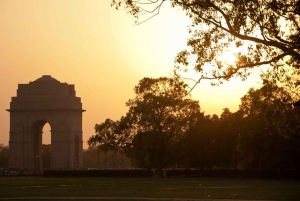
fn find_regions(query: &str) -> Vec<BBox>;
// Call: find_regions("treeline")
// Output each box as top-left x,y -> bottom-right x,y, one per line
88,77 -> 300,176
182,81 -> 300,170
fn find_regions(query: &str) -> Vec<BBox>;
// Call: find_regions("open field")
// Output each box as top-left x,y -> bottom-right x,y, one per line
0,177 -> 299,200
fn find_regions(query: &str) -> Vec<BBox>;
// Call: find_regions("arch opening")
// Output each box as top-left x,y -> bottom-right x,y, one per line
42,123 -> 51,145
42,123 -> 51,170
31,120 -> 52,171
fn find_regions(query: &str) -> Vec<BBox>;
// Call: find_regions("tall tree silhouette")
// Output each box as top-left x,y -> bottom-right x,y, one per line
237,81 -> 300,169
88,77 -> 201,176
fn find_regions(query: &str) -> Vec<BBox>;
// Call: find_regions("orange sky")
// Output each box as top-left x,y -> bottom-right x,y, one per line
0,0 -> 262,148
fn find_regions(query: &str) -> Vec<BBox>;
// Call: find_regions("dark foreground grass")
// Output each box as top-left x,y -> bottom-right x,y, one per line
0,177 -> 299,200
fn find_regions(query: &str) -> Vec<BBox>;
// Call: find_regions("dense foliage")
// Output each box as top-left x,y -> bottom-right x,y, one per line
180,81 -> 300,170
89,79 -> 300,172
238,81 -> 300,169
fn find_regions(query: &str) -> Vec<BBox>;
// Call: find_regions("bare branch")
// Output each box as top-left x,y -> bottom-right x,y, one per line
134,0 -> 165,24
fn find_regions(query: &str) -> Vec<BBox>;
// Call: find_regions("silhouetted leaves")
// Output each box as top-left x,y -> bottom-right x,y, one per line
111,0 -> 300,86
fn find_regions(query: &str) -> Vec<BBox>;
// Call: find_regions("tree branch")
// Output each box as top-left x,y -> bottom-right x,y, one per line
183,52 -> 288,95
175,0 -> 300,58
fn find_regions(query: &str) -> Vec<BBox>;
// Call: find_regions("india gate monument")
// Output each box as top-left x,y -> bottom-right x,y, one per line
7,75 -> 85,171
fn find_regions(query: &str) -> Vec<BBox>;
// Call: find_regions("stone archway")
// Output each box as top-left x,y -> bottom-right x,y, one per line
7,75 -> 85,171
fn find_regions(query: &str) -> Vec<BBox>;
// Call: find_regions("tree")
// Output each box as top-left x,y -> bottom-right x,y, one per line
83,145 -> 131,169
111,0 -> 300,87
88,77 -> 202,176
237,81 -> 300,169
217,108 -> 242,168
83,146 -> 100,169
0,144 -> 9,168
180,113 -> 219,169
184,109 -> 242,169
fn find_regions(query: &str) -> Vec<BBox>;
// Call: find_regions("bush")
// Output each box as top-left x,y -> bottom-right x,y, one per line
43,169 -> 153,177
165,169 -> 300,180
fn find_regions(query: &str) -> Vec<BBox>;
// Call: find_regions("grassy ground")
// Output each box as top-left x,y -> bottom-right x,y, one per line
0,177 -> 299,200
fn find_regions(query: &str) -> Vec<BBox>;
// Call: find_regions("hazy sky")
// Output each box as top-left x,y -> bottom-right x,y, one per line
0,0 -> 262,148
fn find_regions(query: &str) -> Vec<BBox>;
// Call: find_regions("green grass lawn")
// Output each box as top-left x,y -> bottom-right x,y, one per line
0,177 -> 299,200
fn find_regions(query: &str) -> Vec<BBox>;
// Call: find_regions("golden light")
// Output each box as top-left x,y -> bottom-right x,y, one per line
218,51 -> 237,66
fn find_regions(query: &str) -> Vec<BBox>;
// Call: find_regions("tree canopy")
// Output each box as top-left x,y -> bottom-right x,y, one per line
111,0 -> 300,87
237,81 -> 300,169
88,77 -> 202,176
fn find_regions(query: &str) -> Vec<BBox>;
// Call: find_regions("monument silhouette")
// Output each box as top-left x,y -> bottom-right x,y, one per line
7,75 -> 85,171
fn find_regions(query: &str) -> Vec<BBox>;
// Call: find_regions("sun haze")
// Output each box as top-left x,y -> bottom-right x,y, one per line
0,0 -> 261,148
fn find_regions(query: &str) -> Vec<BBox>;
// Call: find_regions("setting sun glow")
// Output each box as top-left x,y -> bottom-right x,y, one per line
0,1 -> 261,148
219,51 -> 237,66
